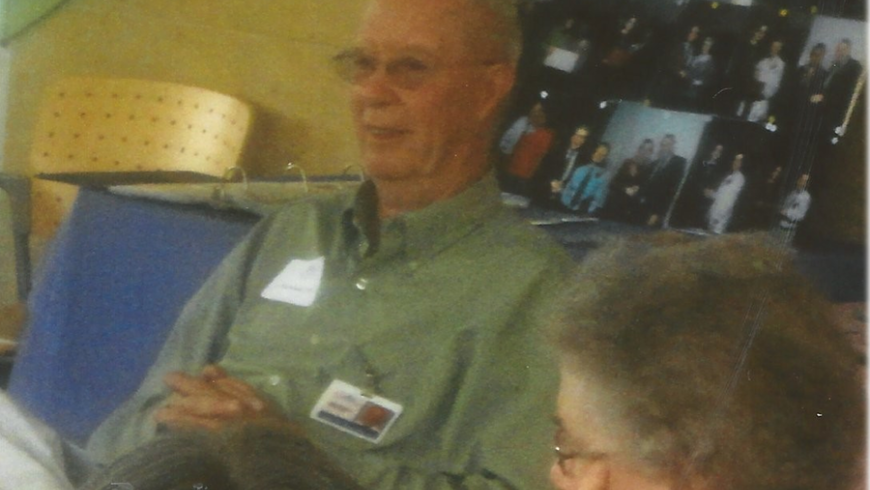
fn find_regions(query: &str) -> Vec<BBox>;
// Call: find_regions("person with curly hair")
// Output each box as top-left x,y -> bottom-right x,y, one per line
549,233 -> 864,490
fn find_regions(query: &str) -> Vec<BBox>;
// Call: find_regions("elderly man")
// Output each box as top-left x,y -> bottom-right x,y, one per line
84,1 -> 571,490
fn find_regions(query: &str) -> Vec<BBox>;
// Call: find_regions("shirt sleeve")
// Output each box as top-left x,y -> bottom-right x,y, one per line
0,393 -> 74,490
499,118 -> 528,156
83,213 -> 277,465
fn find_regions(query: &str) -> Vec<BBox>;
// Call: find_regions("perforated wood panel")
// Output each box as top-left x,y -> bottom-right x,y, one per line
30,77 -> 253,237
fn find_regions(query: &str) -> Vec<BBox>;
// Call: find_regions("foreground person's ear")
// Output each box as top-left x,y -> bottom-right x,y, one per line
550,458 -> 611,490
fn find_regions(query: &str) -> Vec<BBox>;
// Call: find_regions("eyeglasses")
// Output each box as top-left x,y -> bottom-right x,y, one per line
332,48 -> 500,90
553,425 -> 608,474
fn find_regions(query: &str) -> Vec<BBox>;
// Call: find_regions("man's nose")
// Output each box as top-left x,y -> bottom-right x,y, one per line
353,68 -> 400,107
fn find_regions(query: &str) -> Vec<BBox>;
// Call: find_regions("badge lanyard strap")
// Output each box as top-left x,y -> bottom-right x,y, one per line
353,346 -> 382,397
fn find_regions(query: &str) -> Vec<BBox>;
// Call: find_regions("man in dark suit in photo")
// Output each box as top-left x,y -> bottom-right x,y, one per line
528,125 -> 589,205
801,43 -> 830,105
821,39 -> 863,132
782,42 -> 829,134
726,24 -> 768,116
654,25 -> 700,107
675,143 -> 726,229
639,134 -> 687,227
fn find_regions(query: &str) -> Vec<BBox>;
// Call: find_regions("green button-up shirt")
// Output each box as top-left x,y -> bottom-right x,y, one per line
87,174 -> 573,490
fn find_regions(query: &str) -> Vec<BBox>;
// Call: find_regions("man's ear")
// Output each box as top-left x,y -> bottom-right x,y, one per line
474,63 -> 516,123
551,459 -> 611,490
578,460 -> 611,490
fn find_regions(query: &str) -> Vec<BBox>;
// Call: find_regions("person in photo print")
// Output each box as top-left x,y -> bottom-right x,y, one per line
638,134 -> 687,227
741,40 -> 785,122
779,173 -> 812,231
604,138 -> 654,223
705,153 -> 747,234
822,39 -> 864,132
559,143 -> 611,215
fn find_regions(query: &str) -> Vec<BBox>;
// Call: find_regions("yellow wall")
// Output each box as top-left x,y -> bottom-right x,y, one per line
5,0 -> 368,179
1,0 -> 67,40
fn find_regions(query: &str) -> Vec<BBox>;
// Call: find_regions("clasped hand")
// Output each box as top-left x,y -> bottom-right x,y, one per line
155,364 -> 282,431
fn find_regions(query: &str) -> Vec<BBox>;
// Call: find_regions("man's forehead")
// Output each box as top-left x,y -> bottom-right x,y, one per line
357,0 -> 473,53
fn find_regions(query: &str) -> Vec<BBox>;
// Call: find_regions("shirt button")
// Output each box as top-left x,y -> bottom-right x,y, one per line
268,375 -> 282,386
355,277 -> 369,291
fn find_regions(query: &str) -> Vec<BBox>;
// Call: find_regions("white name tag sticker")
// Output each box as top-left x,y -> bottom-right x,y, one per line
310,380 -> 403,444
261,257 -> 325,307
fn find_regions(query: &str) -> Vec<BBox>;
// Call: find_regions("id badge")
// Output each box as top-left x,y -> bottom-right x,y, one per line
310,380 -> 403,444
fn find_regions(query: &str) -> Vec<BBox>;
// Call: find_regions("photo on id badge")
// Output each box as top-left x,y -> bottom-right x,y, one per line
311,380 -> 403,443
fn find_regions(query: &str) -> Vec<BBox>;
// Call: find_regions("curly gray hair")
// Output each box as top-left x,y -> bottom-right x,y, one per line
554,233 -> 864,490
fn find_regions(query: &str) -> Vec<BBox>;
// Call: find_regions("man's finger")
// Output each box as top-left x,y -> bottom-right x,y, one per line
211,378 -> 265,412
165,393 -> 245,418
164,370 -> 265,413
164,372 -> 214,396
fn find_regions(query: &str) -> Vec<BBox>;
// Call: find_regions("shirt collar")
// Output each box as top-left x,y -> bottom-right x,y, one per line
350,180 -> 380,257
347,173 -> 503,262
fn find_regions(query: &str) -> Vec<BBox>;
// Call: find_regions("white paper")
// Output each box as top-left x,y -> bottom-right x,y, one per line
260,257 -> 325,307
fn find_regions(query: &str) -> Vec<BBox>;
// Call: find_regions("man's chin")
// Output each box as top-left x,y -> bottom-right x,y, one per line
360,158 -> 418,182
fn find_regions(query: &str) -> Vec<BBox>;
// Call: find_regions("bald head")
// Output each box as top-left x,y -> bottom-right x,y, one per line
350,0 -> 520,211
363,0 -> 521,66
467,0 -> 522,65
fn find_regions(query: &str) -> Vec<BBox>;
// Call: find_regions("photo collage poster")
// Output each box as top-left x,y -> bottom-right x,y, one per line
499,0 -> 865,236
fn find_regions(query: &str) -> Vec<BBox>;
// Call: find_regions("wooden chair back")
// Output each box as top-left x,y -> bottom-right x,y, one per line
29,77 -> 253,236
